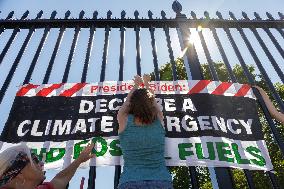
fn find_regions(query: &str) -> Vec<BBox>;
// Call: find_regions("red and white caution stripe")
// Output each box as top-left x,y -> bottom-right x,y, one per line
16,80 -> 255,99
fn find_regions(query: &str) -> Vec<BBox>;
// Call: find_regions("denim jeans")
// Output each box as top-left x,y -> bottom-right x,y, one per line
118,180 -> 173,189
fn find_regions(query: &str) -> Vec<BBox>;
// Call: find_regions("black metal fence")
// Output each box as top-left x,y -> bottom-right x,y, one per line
0,0 -> 284,188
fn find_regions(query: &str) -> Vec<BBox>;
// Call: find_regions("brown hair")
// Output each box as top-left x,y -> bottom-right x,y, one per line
128,88 -> 157,125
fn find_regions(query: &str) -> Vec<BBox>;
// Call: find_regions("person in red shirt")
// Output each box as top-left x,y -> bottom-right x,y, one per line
0,143 -> 95,189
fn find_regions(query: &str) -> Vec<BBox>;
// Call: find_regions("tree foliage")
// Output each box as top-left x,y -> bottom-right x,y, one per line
150,59 -> 284,189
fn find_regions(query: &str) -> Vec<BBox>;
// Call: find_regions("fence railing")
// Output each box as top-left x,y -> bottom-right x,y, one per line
0,1 -> 284,188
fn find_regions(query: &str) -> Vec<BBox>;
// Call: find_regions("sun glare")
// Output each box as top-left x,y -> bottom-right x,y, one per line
188,29 -> 199,45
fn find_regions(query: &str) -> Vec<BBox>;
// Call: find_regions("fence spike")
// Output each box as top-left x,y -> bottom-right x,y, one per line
134,10 -> 139,19
36,10 -> 43,19
148,10 -> 153,19
121,10 -> 126,19
65,10 -> 71,19
93,11 -> 98,19
204,11 -> 210,19
161,10 -> 166,19
216,11 -> 223,19
6,11 -> 14,20
172,0 -> 182,14
107,10 -> 112,19
242,11 -> 249,19
21,10 -> 29,20
229,11 -> 236,20
266,12 -> 274,20
254,12 -> 261,20
79,10 -> 85,19
191,11 -> 197,19
278,12 -> 284,19
51,11 -> 57,19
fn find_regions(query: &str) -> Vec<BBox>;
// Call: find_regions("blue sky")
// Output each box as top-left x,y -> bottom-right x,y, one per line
0,0 -> 284,188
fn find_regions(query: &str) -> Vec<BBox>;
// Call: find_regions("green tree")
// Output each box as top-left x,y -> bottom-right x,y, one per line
151,59 -> 284,189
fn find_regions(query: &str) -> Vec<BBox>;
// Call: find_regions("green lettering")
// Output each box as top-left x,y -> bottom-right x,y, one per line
246,146 -> 266,166
46,148 -> 65,163
74,140 -> 90,159
31,148 -> 47,162
178,143 -> 194,160
232,143 -> 250,164
216,142 -> 234,163
92,137 -> 108,157
196,142 -> 215,160
109,140 -> 122,156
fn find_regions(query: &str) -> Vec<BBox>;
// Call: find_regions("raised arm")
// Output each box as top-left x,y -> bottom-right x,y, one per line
143,74 -> 164,123
254,86 -> 284,124
117,75 -> 143,133
50,143 -> 95,189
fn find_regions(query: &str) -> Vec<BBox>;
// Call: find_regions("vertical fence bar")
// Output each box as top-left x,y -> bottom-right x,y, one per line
118,11 -> 126,82
88,167 -> 96,189
267,172 -> 281,189
0,11 -> 43,104
62,11 -> 84,83
229,12 -> 284,112
81,12 -> 97,189
99,11 -> 111,82
0,11 -> 28,65
265,12 -> 284,40
81,11 -> 97,83
172,2 -> 200,189
0,11 -> 13,37
242,12 -> 284,83
243,170 -> 255,189
161,11 -> 178,81
0,26 -> 4,37
253,12 -> 284,60
204,11 -> 237,82
191,11 -> 219,81
174,6 -> 203,81
43,11 -> 71,84
23,11 -> 57,84
134,10 -> 141,76
89,10 -> 112,189
148,11 -> 160,81
278,12 -> 284,19
113,10 -> 126,189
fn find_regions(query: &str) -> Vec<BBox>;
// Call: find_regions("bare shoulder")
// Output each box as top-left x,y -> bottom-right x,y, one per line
117,112 -> 128,133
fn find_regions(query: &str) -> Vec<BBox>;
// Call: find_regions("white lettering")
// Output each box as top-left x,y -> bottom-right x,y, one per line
166,116 -> 180,132
52,120 -> 72,135
17,120 -> 31,137
164,99 -> 176,111
79,100 -> 94,113
31,120 -> 43,136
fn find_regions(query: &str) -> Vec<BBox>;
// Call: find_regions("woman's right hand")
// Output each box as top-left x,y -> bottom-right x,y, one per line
133,75 -> 143,87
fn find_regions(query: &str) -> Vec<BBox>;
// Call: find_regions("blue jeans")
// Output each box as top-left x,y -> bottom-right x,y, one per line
118,180 -> 173,189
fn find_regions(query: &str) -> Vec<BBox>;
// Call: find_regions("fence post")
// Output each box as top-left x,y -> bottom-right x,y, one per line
173,1 -> 234,188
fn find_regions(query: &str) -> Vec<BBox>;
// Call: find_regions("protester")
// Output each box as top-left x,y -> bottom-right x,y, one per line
253,86 -> 284,124
117,74 -> 173,189
0,143 -> 95,189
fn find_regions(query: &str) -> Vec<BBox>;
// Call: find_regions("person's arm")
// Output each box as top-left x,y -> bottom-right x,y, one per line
50,143 -> 95,189
117,75 -> 143,133
254,86 -> 284,124
143,74 -> 164,123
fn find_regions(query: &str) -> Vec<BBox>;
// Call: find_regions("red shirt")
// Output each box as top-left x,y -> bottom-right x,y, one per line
36,182 -> 54,189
